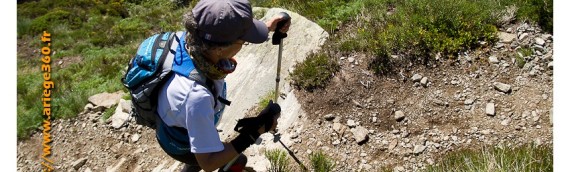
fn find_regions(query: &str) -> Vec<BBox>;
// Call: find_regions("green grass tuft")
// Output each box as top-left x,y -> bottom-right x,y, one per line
254,90 -> 276,114
426,144 -> 552,172
309,150 -> 335,172
265,149 -> 292,172
102,104 -> 118,121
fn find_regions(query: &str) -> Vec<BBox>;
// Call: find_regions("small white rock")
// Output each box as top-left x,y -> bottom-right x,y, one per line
420,77 -> 428,87
347,120 -> 357,128
501,119 -> 511,126
535,37 -> 546,46
489,56 -> 500,64
411,74 -> 423,82
332,140 -> 341,146
464,98 -> 475,105
413,145 -> 427,154
131,134 -> 141,143
493,82 -> 512,93
486,103 -> 495,116
519,33 -> 529,40
348,57 -> 355,63
394,111 -> 405,121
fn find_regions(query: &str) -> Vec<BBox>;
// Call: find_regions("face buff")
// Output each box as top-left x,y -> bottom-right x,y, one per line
190,51 -> 237,80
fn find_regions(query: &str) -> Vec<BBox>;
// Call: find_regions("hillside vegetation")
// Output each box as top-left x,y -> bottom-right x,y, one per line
17,0 -> 552,170
17,0 -> 190,139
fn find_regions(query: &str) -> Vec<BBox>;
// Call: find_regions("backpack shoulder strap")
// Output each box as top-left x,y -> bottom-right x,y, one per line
171,31 -> 231,107
187,69 -> 219,108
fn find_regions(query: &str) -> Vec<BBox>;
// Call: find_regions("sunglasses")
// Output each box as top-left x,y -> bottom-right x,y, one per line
215,57 -> 237,74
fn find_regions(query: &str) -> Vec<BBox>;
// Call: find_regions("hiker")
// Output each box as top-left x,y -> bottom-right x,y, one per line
154,0 -> 291,171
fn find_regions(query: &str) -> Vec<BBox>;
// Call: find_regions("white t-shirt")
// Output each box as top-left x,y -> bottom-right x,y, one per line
157,73 -> 226,153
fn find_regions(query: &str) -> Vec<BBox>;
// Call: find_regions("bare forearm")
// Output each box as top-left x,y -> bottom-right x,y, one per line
195,143 -> 239,171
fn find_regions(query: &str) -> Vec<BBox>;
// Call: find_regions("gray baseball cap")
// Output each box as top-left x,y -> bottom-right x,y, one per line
192,0 -> 268,44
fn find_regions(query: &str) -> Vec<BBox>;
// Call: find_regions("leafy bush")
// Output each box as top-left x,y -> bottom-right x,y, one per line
108,18 -> 152,46
29,9 -> 76,35
290,52 -> 339,91
501,0 -> 553,33
358,0 -> 499,63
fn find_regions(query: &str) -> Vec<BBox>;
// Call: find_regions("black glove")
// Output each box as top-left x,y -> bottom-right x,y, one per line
231,100 -> 281,153
271,12 -> 291,45
257,100 -> 281,132
234,100 -> 281,134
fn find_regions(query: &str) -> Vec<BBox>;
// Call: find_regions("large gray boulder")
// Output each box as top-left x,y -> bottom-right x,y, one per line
220,8 -> 329,172
218,8 -> 329,138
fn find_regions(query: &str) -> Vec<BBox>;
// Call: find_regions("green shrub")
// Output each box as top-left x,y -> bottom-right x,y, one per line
94,0 -> 129,18
265,149 -> 292,172
426,144 -> 552,172
17,17 -> 33,38
290,52 -> 339,91
309,150 -> 335,172
109,18 -> 152,45
500,0 -> 553,33
253,8 -> 267,19
17,73 -> 44,138
369,49 -> 393,75
29,9 -> 74,34
17,1 -> 50,18
374,0 -> 498,62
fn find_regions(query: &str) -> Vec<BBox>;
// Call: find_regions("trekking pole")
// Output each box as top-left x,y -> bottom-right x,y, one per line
273,12 -> 291,103
222,12 -> 291,172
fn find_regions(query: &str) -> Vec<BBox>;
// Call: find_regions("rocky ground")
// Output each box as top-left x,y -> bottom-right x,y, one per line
17,92 -> 186,171
289,22 -> 553,171
17,21 -> 553,172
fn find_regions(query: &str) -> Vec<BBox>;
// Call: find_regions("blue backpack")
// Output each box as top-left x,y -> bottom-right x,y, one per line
122,31 -> 229,129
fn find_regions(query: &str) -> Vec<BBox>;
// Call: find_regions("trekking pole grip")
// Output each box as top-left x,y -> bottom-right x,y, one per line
271,12 -> 291,45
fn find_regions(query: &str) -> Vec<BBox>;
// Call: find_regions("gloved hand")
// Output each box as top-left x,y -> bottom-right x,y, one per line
234,100 -> 281,135
257,100 -> 281,133
231,100 -> 281,153
269,12 -> 291,45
